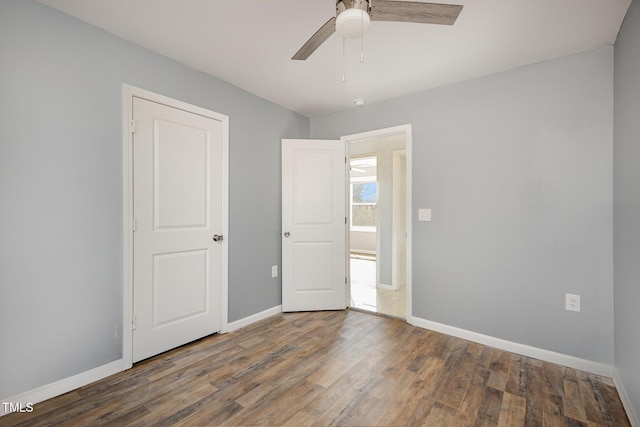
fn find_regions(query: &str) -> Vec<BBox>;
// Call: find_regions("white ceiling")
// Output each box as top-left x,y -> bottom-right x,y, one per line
37,0 -> 631,118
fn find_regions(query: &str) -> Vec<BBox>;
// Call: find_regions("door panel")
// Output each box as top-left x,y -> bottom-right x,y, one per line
133,97 -> 223,362
294,150 -> 334,223
153,249 -> 207,326
293,242 -> 335,290
155,120 -> 209,228
282,139 -> 347,312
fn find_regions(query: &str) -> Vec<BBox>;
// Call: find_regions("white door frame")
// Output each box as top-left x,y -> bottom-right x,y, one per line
341,124 -> 412,320
121,84 -> 229,369
392,149 -> 407,291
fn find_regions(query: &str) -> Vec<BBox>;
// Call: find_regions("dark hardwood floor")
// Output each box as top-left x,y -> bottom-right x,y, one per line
0,310 -> 631,426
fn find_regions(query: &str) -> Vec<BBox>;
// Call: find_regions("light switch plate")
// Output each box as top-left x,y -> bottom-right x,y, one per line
418,208 -> 432,222
272,265 -> 278,278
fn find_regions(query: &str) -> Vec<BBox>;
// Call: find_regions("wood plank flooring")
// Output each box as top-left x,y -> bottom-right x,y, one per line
0,310 -> 631,426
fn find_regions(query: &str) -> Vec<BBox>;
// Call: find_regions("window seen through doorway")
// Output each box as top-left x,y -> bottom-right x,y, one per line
350,156 -> 377,232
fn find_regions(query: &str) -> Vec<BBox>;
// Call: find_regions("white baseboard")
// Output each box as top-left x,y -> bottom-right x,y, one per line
225,305 -> 282,333
408,315 -> 614,377
1,359 -> 125,417
4,313 -> 628,421
1,306 -> 284,418
613,369 -> 639,427
350,250 -> 376,256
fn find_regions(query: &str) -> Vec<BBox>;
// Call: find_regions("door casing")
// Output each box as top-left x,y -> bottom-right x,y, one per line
392,149 -> 407,291
122,84 -> 229,369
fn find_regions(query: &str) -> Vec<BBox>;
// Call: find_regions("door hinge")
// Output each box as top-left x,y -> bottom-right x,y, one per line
132,217 -> 137,232
132,315 -> 137,330
345,156 -> 347,164
345,217 -> 347,225
345,277 -> 348,285
130,120 -> 136,133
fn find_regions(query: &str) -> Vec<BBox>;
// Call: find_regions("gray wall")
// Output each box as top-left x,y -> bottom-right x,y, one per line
350,230 -> 376,253
312,48 -> 615,364
614,0 -> 640,417
0,0 -> 308,399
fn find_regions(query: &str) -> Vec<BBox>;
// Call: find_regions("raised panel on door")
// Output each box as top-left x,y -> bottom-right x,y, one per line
153,250 -> 208,327
282,139 -> 347,312
154,120 -> 208,229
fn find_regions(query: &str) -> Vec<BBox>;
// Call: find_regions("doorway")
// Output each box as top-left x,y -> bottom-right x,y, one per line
122,85 -> 229,368
344,126 -> 411,319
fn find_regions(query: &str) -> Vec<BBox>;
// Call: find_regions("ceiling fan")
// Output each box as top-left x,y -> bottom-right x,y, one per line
292,0 -> 463,60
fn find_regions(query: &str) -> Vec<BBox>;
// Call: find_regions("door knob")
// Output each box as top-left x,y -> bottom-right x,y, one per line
212,234 -> 223,242
283,232 -> 290,237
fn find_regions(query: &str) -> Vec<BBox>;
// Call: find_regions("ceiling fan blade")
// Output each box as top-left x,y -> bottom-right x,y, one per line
370,1 -> 463,25
292,17 -> 336,60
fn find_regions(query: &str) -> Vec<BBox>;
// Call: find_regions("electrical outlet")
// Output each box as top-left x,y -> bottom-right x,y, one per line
566,293 -> 581,312
272,265 -> 278,278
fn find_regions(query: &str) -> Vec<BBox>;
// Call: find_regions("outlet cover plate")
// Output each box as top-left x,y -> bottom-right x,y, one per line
272,265 -> 278,278
566,293 -> 581,312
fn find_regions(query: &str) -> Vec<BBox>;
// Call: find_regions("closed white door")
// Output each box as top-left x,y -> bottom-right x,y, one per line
281,139 -> 347,312
133,97 -> 225,362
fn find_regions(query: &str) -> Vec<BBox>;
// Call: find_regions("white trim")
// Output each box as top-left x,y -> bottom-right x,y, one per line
342,124 -> 413,320
121,84 -> 230,366
613,369 -> 640,427
350,226 -> 376,233
218,102 -> 230,334
122,85 -> 135,369
350,249 -> 376,256
225,305 -> 283,333
391,149 -> 407,291
0,360 -> 124,417
409,315 -> 614,377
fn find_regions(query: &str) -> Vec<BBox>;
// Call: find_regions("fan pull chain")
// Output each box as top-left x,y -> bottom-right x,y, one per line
360,9 -> 365,63
342,37 -> 346,83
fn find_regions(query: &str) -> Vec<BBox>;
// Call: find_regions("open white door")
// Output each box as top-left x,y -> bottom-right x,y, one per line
132,96 -> 226,362
282,139 -> 347,312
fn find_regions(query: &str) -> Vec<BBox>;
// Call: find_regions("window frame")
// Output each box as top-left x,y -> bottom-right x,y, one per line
350,179 -> 378,232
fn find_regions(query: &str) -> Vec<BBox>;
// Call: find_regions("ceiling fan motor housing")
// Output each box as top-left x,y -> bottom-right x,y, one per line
335,0 -> 371,38
336,0 -> 370,15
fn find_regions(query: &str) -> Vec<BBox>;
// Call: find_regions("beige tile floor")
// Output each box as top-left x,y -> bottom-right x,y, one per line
350,257 -> 406,318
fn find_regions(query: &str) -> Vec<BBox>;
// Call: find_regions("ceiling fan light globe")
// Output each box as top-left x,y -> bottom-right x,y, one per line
335,8 -> 370,38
